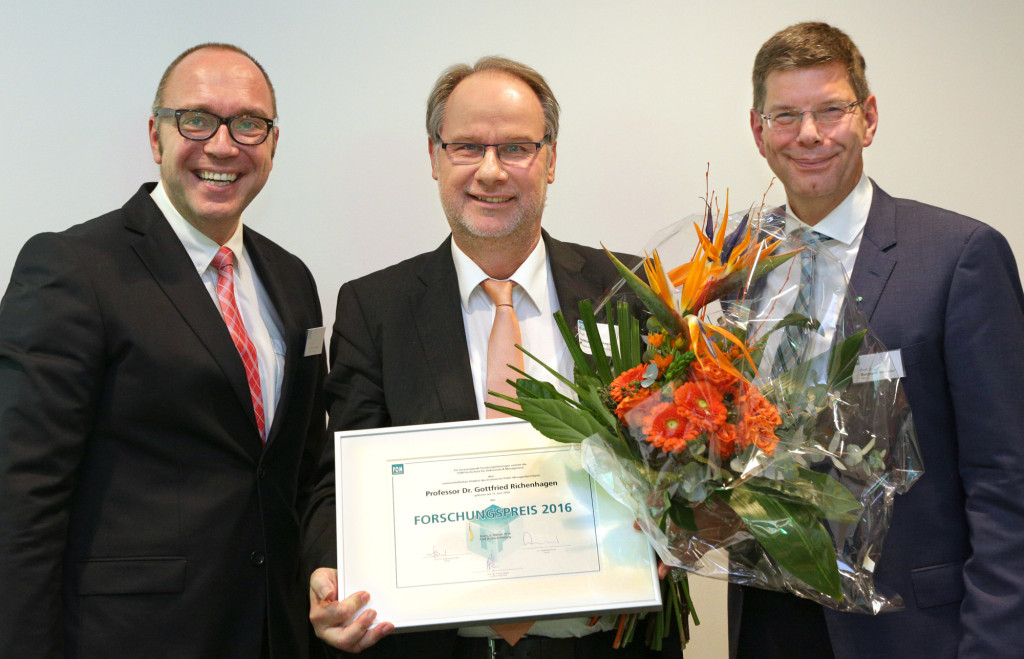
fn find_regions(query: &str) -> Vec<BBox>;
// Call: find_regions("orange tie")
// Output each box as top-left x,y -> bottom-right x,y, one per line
480,279 -> 534,643
481,279 -> 524,417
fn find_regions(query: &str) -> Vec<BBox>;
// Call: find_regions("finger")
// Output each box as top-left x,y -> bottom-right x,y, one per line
310,590 -> 369,629
309,567 -> 339,604
658,562 -> 671,580
321,607 -> 393,652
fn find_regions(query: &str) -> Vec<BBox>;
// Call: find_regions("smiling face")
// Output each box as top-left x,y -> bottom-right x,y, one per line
149,47 -> 277,243
428,71 -> 556,250
751,63 -> 877,224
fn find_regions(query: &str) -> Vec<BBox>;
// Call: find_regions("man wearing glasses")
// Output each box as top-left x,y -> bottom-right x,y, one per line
0,44 -> 327,657
731,22 -> 1024,659
302,57 -> 665,658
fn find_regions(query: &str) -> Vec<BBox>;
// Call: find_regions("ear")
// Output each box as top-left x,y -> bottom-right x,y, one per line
428,138 -> 440,180
149,116 -> 163,164
860,95 -> 879,148
750,108 -> 767,158
269,126 -> 280,159
545,140 -> 557,184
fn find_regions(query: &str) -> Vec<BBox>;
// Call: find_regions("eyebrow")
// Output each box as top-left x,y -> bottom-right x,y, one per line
178,105 -> 275,118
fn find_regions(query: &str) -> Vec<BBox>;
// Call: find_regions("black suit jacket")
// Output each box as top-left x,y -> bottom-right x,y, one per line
0,184 -> 328,658
729,183 -> 1024,659
303,233 -> 636,658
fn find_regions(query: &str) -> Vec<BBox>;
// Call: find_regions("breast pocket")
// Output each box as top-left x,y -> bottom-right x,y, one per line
911,561 -> 965,608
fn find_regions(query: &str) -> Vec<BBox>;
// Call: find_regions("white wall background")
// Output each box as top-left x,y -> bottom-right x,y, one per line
3,2 -> 1022,656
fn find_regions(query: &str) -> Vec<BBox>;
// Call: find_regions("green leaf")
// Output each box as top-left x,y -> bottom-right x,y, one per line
725,485 -> 843,600
827,329 -> 867,390
516,397 -> 611,444
578,299 -> 614,384
604,301 -> 623,373
746,469 -> 863,523
554,310 -> 599,382
512,374 -> 569,401
666,500 -> 698,533
604,247 -> 686,335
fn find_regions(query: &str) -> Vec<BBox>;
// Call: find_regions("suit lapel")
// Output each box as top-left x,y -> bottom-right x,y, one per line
125,186 -> 263,454
546,232 -> 591,330
849,182 -> 898,322
411,238 -> 478,422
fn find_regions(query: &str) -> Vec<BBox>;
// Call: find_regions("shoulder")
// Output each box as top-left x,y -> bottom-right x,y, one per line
870,185 -> 1012,265
545,234 -> 640,284
341,240 -> 452,296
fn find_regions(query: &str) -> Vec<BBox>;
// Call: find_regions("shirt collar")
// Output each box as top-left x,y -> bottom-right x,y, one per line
787,173 -> 873,245
451,236 -> 548,309
151,180 -> 246,274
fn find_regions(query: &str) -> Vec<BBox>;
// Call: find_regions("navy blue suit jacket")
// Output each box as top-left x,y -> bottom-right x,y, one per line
0,184 -> 327,658
729,182 -> 1024,658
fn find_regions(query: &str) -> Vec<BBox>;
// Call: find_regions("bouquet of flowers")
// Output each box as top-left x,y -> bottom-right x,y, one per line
488,188 -> 923,651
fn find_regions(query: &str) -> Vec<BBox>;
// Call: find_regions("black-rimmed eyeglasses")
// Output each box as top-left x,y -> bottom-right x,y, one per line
155,108 -> 276,145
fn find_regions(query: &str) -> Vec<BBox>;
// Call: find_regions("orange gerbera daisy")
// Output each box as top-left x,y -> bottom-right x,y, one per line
609,364 -> 655,419
737,385 -> 782,456
674,381 -> 728,432
690,358 -> 739,390
709,422 -> 737,461
644,404 -> 698,454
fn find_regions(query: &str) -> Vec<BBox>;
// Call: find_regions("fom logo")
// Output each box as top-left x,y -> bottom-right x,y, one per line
392,464 -> 404,475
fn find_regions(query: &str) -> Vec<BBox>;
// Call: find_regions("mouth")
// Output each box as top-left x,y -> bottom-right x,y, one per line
789,154 -> 835,169
196,171 -> 239,187
469,193 -> 514,204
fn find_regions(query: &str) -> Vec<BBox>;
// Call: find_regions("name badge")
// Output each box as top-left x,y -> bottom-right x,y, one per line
852,350 -> 905,383
577,320 -> 612,356
304,327 -> 326,357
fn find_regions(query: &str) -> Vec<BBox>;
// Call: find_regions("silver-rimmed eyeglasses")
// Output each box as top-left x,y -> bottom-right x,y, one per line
440,141 -> 546,167
759,101 -> 862,132
155,108 -> 276,145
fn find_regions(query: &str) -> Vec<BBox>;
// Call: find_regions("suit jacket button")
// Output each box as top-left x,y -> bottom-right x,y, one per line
258,465 -> 267,479
250,551 -> 266,566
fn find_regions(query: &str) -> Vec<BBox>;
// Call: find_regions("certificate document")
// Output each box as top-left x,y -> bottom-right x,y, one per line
336,419 -> 661,632
392,446 -> 600,588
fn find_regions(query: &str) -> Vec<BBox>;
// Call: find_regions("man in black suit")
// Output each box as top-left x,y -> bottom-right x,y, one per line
0,44 -> 327,658
303,57 -> 659,658
730,22 -> 1024,659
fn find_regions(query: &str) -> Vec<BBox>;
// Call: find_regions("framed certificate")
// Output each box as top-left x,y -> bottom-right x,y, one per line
335,418 -> 662,632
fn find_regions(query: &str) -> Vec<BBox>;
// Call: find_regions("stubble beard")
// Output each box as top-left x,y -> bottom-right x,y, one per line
443,189 -> 547,246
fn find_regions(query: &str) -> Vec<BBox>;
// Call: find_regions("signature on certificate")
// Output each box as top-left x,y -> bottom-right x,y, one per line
522,531 -> 562,547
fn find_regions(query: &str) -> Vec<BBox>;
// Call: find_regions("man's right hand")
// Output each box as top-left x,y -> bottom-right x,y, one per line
309,567 -> 393,653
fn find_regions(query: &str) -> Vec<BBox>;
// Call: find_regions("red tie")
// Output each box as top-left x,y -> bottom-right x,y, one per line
481,279 -> 524,418
212,246 -> 266,443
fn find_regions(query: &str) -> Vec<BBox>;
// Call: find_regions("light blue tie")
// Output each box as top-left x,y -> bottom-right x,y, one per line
775,230 -> 828,371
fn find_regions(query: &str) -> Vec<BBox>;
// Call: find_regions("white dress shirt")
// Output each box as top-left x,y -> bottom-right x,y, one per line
758,173 -> 873,369
151,182 -> 285,432
451,238 -> 574,419
450,237 -> 613,639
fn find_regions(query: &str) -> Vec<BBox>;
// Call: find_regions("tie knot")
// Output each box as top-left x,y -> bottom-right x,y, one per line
481,279 -> 515,307
212,246 -> 235,274
795,228 -> 829,243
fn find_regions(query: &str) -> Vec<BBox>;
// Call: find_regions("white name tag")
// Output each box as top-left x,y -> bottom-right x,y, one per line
303,326 -> 326,357
852,350 -> 904,383
577,320 -> 612,356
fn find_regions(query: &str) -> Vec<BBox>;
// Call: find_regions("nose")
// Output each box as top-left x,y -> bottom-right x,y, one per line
474,146 -> 508,185
796,111 -> 823,145
204,124 -> 239,158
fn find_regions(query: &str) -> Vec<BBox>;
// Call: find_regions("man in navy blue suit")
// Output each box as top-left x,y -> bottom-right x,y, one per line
730,21 -> 1024,659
